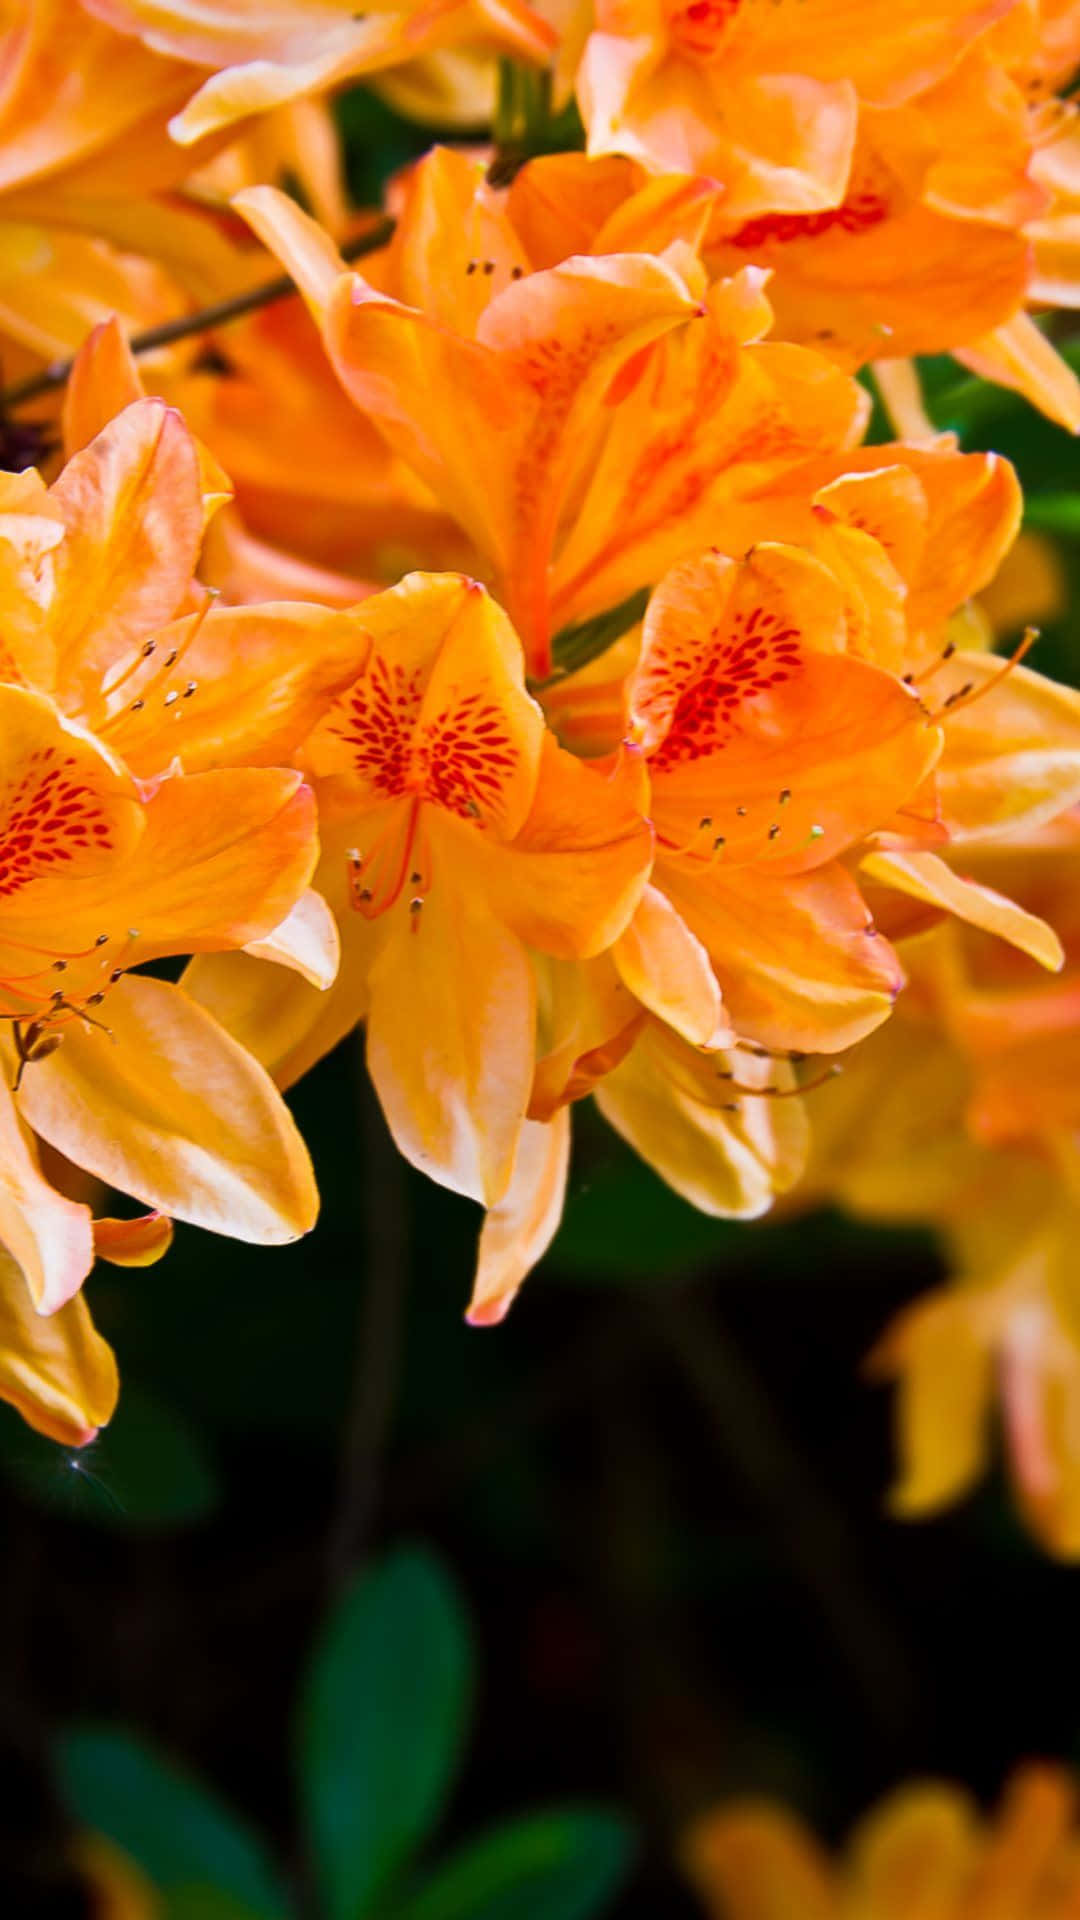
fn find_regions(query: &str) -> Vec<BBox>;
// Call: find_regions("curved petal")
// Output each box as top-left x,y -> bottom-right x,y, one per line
61,315 -> 144,457
244,889 -> 340,990
613,883 -> 730,1046
93,1211 -> 173,1268
47,400 -> 205,703
661,858 -> 903,1054
468,1109 -> 570,1326
849,1786 -> 978,1910
936,655 -> 1080,843
96,601 -> 371,779
869,1289 -> 993,1516
596,1024 -> 808,1217
18,975 -> 318,1244
860,849 -> 1064,972
0,1065 -> 94,1313
366,836 -> 534,1204
0,1248 -> 117,1449
476,736 -> 653,960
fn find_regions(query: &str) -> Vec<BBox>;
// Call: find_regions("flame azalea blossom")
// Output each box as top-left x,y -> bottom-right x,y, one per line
683,1767 -> 1080,1918
186,571 -> 653,1208
626,544 -> 943,1053
79,0 -> 557,146
236,163 -> 868,677
0,0 -> 265,375
0,390 -> 372,790
0,682 -> 322,1315
579,0 -> 1080,427
577,0 -> 1017,215
801,821 -> 1080,1556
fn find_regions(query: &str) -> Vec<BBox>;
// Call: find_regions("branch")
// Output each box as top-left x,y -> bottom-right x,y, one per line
0,217 -> 395,412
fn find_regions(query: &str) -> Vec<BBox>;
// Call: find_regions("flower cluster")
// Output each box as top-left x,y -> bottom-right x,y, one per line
3,0 -> 1080,1598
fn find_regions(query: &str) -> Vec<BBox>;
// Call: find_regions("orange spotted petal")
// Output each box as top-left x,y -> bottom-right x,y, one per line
306,574 -> 545,840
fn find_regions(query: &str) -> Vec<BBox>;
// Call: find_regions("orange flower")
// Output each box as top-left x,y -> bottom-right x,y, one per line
684,1767 -> 1080,1918
0,390 -> 372,786
80,0 -> 557,145
578,0 -> 1016,215
0,682 -> 321,1306
579,0 -> 1080,427
237,157 -> 866,676
187,572 -> 652,1207
627,544 -> 943,1053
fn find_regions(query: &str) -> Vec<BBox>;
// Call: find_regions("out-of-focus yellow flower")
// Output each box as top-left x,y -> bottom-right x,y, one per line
683,1766 -> 1080,1918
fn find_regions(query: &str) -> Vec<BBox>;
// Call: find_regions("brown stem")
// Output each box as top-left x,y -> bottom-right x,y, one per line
0,217 -> 396,412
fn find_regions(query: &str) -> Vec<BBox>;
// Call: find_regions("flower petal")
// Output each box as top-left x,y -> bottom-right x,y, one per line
468,1109 -> 570,1327
613,883 -> 730,1046
860,848 -> 1064,972
366,830 -> 534,1204
0,1064 -> 94,1313
596,1024 -> 808,1217
0,1247 -> 117,1449
18,974 -> 318,1243
47,399 -> 205,704
244,889 -> 340,989
662,858 -> 903,1054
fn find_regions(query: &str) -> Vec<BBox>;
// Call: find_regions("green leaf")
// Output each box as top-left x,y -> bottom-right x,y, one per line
540,588 -> 651,687
56,1728 -> 291,1918
298,1546 -> 473,1920
1022,493 -> 1080,535
384,1810 -> 634,1920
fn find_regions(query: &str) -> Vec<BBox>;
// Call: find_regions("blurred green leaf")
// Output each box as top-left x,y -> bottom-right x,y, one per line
0,1383 -> 219,1531
57,1728 -> 292,1918
384,1809 -> 634,1920
298,1546 -> 473,1920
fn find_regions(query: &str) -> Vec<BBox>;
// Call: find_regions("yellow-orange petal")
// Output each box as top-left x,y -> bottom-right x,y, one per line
18,974 -> 319,1244
0,1064 -> 95,1314
468,1109 -> 570,1327
47,400 -> 205,702
860,849 -> 1064,972
661,858 -> 903,1055
0,1247 -> 117,1449
477,735 -> 653,960
61,316 -> 144,457
96,599 -> 371,779
597,1025 -> 809,1218
93,1211 -> 174,1268
365,834 -> 534,1205
613,884 -> 730,1047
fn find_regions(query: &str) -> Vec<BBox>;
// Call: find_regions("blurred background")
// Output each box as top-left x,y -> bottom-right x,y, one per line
6,80 -> 1080,1920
